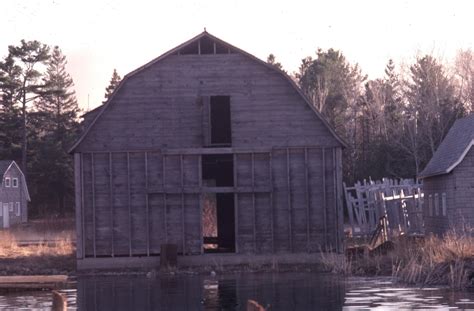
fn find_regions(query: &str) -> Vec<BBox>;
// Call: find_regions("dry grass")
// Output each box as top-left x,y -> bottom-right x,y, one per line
0,231 -> 74,258
392,229 -> 474,289
339,228 -> 474,289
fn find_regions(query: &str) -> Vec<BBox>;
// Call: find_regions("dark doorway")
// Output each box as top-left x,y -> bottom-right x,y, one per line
210,96 -> 232,146
202,154 -> 235,253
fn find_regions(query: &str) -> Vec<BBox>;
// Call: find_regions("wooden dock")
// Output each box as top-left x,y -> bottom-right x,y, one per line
0,275 -> 72,291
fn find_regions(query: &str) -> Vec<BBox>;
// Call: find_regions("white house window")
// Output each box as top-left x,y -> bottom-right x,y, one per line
434,193 -> 439,216
15,202 -> 20,216
12,178 -> 18,187
4,178 -> 10,187
428,194 -> 433,216
442,193 -> 447,216
9,202 -> 13,213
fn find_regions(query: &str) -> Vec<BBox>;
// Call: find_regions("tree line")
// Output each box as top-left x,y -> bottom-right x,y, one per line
270,49 -> 474,184
0,40 -> 119,217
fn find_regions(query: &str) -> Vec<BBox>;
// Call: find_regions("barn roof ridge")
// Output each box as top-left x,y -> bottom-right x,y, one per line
69,31 -> 347,153
419,113 -> 474,179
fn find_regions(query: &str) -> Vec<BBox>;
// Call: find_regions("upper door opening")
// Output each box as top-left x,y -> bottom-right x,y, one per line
210,96 -> 232,146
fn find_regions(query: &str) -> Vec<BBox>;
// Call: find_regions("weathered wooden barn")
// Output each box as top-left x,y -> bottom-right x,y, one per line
419,114 -> 474,235
0,160 -> 30,228
70,31 -> 345,268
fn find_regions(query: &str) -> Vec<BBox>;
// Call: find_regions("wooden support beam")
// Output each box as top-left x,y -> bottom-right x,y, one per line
80,155 -> 85,258
333,148 -> 338,251
74,153 -> 83,259
251,153 -> 256,253
163,147 -> 270,155
304,148 -> 310,253
145,152 -> 150,256
198,39 -> 201,55
109,152 -> 114,257
322,148 -> 327,250
198,155 -> 203,254
162,155 -> 167,243
286,148 -> 292,252
91,153 -> 96,258
233,153 -> 239,254
127,152 -> 132,256
269,151 -> 274,253
180,155 -> 186,255
213,42 -> 216,54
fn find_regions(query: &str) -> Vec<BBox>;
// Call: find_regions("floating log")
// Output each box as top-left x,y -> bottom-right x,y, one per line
52,290 -> 67,311
247,299 -> 266,311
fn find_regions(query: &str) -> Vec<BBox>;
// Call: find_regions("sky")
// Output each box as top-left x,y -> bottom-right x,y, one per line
2,0 -> 473,112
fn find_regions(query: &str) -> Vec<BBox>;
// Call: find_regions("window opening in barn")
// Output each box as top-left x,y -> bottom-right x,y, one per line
200,36 -> 214,54
210,96 -> 232,146
441,193 -> 447,216
4,177 -> 10,187
201,154 -> 235,253
12,178 -> 18,187
179,40 -> 199,55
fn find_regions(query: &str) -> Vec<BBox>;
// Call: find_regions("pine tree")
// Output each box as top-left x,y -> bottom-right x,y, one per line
36,46 -> 80,142
34,46 -> 80,215
8,40 -> 50,174
103,69 -> 121,103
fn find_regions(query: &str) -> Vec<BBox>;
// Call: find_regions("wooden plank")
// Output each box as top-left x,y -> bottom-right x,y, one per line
333,148 -> 338,251
269,151 -> 274,253
233,153 -> 239,254
145,152 -> 150,256
80,155 -> 86,258
286,148 -> 292,252
163,147 -> 271,155
147,186 -> 271,194
91,153 -> 96,258
109,152 -> 114,257
251,153 -> 256,253
163,155 -> 167,243
127,152 -> 132,256
322,148 -> 327,250
180,154 -> 185,255
198,155 -> 203,254
304,148 -> 310,253
74,153 -> 83,259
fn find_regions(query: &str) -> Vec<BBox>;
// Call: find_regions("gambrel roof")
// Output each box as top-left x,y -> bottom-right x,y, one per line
419,114 -> 474,179
0,160 -> 31,201
70,31 -> 347,153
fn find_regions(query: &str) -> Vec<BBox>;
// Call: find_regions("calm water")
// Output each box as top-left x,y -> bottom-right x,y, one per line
1,273 -> 474,310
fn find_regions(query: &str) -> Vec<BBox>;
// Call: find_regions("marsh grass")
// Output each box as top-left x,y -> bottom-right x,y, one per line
0,231 -> 74,258
338,228 -> 474,289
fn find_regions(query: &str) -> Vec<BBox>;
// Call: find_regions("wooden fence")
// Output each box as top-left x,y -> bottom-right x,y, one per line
343,178 -> 424,238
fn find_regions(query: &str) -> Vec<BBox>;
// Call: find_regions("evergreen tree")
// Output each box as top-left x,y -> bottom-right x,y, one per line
103,69 -> 121,103
34,46 -> 80,215
7,40 -> 50,174
266,53 -> 285,72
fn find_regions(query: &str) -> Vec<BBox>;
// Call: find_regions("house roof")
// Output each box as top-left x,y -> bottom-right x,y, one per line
0,160 -> 31,201
419,114 -> 474,179
69,31 -> 347,153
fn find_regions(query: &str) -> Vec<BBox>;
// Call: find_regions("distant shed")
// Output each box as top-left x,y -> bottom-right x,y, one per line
0,160 -> 30,228
70,31 -> 345,269
419,114 -> 474,235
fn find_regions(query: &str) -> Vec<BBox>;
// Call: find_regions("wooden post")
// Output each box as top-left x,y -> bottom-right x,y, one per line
91,153 -> 96,258
80,155 -> 86,258
145,152 -> 150,256
233,153 -> 239,253
74,153 -> 83,259
127,152 -> 132,256
198,155 -> 203,254
322,148 -> 327,250
109,152 -> 114,257
52,290 -> 67,311
163,155 -> 168,243
180,154 -> 186,255
304,148 -> 310,252
286,148 -> 292,252
269,151 -> 274,253
332,148 -> 338,251
251,153 -> 256,253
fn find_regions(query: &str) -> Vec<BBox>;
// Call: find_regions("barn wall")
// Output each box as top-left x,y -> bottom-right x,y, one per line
76,146 -> 343,259
452,148 -> 474,228
75,53 -> 340,153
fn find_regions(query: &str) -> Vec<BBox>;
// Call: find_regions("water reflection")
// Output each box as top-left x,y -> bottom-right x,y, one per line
77,273 -> 345,310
